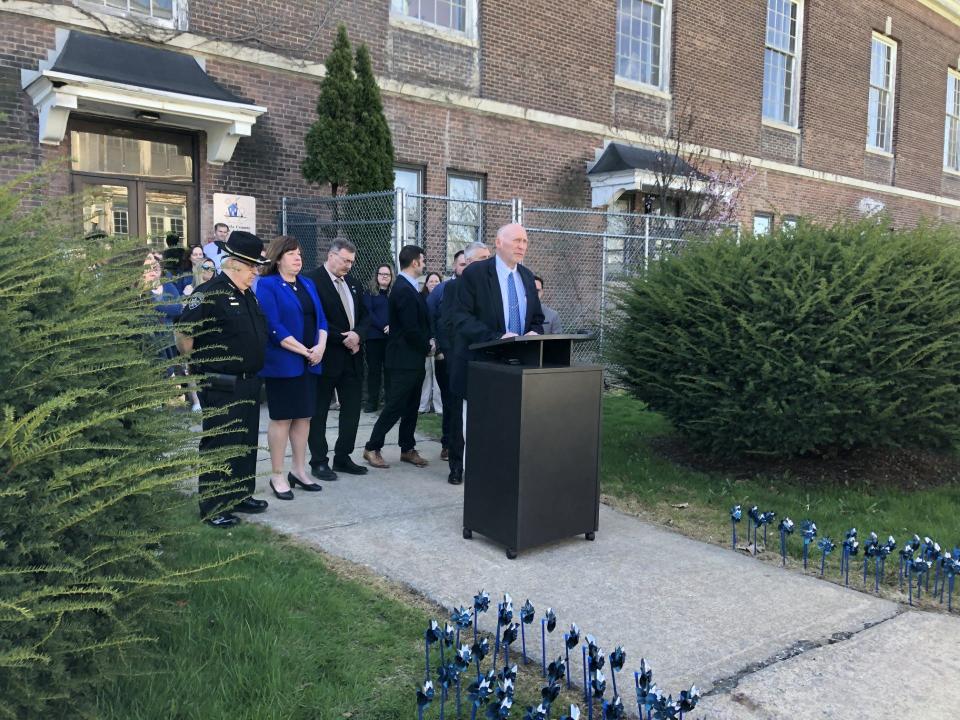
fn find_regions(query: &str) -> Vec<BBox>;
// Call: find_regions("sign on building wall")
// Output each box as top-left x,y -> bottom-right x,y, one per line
213,193 -> 256,234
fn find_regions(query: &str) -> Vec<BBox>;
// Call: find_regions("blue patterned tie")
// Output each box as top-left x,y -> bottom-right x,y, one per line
507,272 -> 522,335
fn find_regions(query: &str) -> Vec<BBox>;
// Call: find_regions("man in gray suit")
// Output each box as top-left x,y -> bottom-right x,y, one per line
534,275 -> 563,334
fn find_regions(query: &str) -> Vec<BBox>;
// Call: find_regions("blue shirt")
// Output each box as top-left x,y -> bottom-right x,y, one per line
398,271 -> 419,291
495,255 -> 527,333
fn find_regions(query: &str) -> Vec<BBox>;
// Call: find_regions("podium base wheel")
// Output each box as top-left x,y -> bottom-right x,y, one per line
462,527 -> 473,540
506,548 -> 517,560
585,532 -> 596,541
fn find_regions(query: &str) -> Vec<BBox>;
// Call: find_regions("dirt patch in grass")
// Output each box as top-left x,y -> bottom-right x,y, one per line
651,437 -> 960,491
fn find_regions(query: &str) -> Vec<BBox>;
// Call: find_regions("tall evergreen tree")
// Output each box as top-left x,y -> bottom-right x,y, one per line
352,43 -> 395,193
302,24 -> 358,196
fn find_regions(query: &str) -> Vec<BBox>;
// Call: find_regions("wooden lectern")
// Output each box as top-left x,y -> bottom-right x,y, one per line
461,334 -> 602,559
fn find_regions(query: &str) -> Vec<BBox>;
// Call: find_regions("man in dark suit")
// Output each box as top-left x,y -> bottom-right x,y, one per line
362,245 -> 432,469
447,224 -> 545,483
305,239 -> 370,480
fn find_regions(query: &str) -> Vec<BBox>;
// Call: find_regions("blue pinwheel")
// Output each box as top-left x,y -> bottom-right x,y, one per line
547,656 -> 566,685
472,636 -> 490,681
541,679 -> 561,708
909,557 -> 932,606
778,517 -> 795,566
455,644 -> 475,716
498,663 -> 518,685
759,510 -> 776,546
937,552 -> 955,605
563,624 -> 580,688
943,554 -> 958,611
634,658 -> 656,720
426,620 -> 442,681
441,622 -> 456,666
730,504 -> 742,550
541,607 -> 557,677
418,679 -> 436,720
876,536 -> 896,592
602,695 -> 625,720
523,703 -> 550,720
841,529 -> 859,587
558,705 -> 582,720
501,623 -> 519,668
608,646 -> 626,697
468,675 -> 493,720
452,605 -> 473,648
438,662 -> 458,720
591,668 -> 607,698
652,693 -> 679,720
800,520 -> 817,570
520,599 -> 535,665
486,695 -> 513,720
474,590 -> 491,635
493,594 -> 514,668
817,537 -> 835,577
747,505 -> 761,551
899,539 -> 917,590
678,685 -> 700,719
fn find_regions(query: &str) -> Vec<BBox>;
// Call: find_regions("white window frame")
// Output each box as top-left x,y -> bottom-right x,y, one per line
944,70 -> 960,173
615,0 -> 673,95
75,0 -> 187,30
867,33 -> 897,154
390,0 -> 478,44
762,0 -> 804,129
393,165 -> 424,247
753,213 -> 773,236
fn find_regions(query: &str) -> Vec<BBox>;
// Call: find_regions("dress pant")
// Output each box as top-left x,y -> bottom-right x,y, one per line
197,376 -> 262,517
365,367 -> 425,453
435,356 -> 451,449
447,393 -> 465,475
364,338 -> 388,410
309,362 -> 362,466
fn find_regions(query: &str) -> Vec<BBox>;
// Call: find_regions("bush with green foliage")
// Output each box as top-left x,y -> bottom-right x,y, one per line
0,174 -> 246,719
609,219 -> 960,457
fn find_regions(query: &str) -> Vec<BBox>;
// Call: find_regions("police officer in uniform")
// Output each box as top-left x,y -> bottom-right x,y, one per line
175,231 -> 270,528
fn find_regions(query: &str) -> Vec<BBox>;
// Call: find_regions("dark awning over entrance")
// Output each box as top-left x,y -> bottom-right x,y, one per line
51,31 -> 247,104
588,142 -> 706,180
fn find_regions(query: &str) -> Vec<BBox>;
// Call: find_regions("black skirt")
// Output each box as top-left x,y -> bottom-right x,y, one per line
264,373 -> 317,420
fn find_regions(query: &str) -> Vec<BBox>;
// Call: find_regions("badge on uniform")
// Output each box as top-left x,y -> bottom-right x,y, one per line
188,292 -> 203,310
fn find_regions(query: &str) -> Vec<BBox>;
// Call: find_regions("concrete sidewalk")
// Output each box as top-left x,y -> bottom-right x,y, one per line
245,407 -> 959,718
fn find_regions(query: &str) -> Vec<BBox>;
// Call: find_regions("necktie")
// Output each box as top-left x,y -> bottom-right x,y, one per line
507,272 -> 522,335
335,277 -> 354,329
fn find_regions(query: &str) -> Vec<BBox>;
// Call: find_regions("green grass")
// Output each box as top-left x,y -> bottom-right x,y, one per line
96,507 -> 565,719
599,392 -> 960,556
417,411 -> 443,442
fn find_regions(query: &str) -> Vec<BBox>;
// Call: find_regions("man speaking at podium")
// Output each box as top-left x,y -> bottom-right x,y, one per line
448,224 -> 545,483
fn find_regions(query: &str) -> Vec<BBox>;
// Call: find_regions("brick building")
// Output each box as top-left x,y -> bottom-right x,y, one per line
3,0 -> 960,268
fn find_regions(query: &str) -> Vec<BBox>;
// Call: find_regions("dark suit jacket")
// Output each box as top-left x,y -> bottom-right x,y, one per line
448,257 -> 544,396
304,266 -> 369,378
386,274 -> 431,370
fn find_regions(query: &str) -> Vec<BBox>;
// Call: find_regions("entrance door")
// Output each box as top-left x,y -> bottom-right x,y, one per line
70,119 -> 198,246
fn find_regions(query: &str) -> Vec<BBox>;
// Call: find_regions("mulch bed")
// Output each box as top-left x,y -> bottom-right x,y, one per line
651,436 -> 960,490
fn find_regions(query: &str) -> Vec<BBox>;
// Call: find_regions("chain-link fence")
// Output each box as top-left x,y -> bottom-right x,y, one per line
279,190 -> 737,364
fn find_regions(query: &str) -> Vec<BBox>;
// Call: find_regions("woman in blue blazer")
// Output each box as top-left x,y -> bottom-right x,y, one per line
256,237 -> 328,500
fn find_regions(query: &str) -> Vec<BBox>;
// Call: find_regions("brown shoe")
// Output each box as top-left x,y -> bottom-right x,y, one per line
440,448 -> 449,461
363,449 -> 390,469
400,450 -> 429,467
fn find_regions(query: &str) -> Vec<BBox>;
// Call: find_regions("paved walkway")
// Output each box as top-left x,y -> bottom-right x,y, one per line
246,407 -> 959,718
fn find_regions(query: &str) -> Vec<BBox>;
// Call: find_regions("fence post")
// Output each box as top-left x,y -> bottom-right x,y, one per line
512,198 -> 524,225
644,215 -> 650,275
394,188 -> 407,248
281,196 -> 288,236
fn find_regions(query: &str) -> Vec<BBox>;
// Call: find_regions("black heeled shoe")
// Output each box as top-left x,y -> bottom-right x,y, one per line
288,472 -> 323,492
269,478 -> 294,500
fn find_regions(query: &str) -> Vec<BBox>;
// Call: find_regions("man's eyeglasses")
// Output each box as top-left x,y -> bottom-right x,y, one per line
331,252 -> 355,265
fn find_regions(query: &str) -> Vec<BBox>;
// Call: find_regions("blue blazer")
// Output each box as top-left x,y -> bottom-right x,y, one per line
255,273 -> 328,378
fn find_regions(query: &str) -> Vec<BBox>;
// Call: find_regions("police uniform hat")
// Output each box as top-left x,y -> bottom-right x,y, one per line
216,230 -> 269,266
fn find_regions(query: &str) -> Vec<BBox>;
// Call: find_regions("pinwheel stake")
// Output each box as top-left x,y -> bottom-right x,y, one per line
730,505 -> 742,550
778,517 -> 794,566
937,553 -> 952,604
608,646 -> 625,699
581,645 -> 590,705
589,669 -> 606,720
817,537 -> 835,578
493,594 -> 513,670
502,623 -> 519,670
417,680 -> 435,720
899,535 -> 919,591
520,600 -> 535,665
440,622 -> 455,672
564,624 -> 580,689
876,536 -> 895,593
541,678 -> 561,711
467,674 -> 492,720
747,506 -> 761,553
946,557 -> 958,611
861,532 -> 878,587
634,658 -> 656,720
928,541 -> 943,595
800,520 -> 817,570
909,558 -> 932,605
841,529 -> 859,587
472,637 -> 490,683
473,590 -> 490,637
759,510 -> 776,546
426,620 -> 442,682
541,608 -> 556,677
452,606 -> 473,651
922,538 -> 937,592
454,644 -> 473,717
437,661 -> 457,720
678,685 -> 700,720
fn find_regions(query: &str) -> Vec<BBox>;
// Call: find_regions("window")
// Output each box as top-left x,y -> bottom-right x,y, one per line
79,0 -> 182,27
393,166 -> 423,244
616,0 -> 671,91
763,0 -> 803,126
781,216 -> 798,231
391,0 -> 475,37
447,173 -> 483,267
753,213 -> 773,236
867,34 -> 896,153
945,71 -> 960,172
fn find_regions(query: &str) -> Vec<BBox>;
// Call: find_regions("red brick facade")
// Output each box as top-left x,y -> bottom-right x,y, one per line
4,0 -> 960,248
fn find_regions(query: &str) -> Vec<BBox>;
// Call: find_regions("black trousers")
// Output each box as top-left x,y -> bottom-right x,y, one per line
435,356 -> 451,448
308,363 -> 362,466
364,338 -> 388,410
447,393 -> 465,474
197,376 -> 262,517
365,367 -> 425,453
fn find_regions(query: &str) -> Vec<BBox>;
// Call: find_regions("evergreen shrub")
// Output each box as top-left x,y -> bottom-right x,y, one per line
609,219 -> 960,457
0,174 -> 246,718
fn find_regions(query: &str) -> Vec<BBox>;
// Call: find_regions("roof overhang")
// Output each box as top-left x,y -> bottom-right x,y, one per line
587,141 -> 711,207
21,30 -> 267,165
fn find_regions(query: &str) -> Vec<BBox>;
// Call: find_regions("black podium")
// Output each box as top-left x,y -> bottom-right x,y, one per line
461,334 -> 602,558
